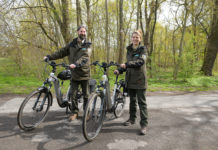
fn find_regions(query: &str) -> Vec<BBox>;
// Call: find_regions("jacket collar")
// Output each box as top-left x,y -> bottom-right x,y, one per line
127,43 -> 143,51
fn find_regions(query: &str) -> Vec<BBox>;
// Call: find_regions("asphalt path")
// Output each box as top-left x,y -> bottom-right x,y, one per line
0,91 -> 218,150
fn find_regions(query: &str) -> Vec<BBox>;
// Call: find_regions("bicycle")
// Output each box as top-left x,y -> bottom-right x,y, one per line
82,61 -> 127,141
17,60 -> 95,131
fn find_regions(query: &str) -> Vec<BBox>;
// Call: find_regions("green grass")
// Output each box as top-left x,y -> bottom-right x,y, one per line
147,72 -> 218,92
0,57 -> 218,94
0,58 -> 42,94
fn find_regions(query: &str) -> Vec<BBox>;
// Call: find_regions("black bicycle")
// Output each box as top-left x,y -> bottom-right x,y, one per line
17,60 -> 95,131
82,61 -> 127,141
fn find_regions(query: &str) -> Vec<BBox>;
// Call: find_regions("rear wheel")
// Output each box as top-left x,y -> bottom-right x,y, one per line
82,92 -> 106,141
17,90 -> 51,131
114,86 -> 126,118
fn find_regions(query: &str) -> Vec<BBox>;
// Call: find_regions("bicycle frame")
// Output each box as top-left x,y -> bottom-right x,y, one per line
92,61 -> 122,112
41,61 -> 72,108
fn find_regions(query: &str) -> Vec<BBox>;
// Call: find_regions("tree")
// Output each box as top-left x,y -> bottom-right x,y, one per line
76,0 -> 82,28
173,0 -> 189,80
105,0 -> 110,63
118,0 -> 124,64
201,0 -> 218,76
46,0 -> 71,44
139,0 -> 161,77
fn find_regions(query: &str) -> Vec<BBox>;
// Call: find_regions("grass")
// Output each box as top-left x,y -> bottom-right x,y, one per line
0,58 -> 42,94
0,57 -> 218,94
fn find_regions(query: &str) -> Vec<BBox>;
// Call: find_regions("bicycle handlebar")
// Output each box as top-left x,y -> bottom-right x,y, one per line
45,58 -> 120,71
44,58 -> 70,69
91,61 -> 120,68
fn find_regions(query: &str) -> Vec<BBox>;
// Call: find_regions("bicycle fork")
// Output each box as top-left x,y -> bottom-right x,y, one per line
33,92 -> 48,112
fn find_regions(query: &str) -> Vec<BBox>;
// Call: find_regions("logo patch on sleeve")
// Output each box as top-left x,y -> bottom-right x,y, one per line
142,55 -> 146,60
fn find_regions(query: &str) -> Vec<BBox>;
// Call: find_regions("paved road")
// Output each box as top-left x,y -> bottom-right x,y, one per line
0,92 -> 218,150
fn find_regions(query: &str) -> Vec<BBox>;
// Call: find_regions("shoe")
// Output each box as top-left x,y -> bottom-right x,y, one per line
68,114 -> 78,121
139,126 -> 147,135
123,119 -> 135,126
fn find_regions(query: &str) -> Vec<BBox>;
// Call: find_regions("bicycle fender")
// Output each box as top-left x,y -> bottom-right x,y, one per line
37,87 -> 53,106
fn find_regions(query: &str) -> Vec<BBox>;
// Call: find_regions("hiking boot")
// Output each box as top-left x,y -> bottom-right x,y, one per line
68,114 -> 78,121
123,119 -> 135,126
139,126 -> 147,135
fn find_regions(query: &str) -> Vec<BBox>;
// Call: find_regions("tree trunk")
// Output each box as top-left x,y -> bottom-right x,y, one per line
61,0 -> 71,43
118,0 -> 124,64
76,0 -> 82,28
116,0 -> 119,62
173,0 -> 189,80
201,0 -> 218,76
47,0 -> 71,44
105,0 -> 110,63
148,0 -> 158,77
137,0 -> 140,29
85,0 -> 92,41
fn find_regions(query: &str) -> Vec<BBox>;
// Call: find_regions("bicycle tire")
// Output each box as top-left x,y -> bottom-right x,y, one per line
114,86 -> 126,118
17,90 -> 51,131
82,92 -> 106,141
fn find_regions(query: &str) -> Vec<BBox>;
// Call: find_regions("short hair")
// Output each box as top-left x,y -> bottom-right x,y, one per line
77,25 -> 87,31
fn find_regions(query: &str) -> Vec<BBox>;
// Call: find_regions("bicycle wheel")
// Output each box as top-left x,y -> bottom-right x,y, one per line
17,90 -> 51,131
114,86 -> 126,118
82,92 -> 106,141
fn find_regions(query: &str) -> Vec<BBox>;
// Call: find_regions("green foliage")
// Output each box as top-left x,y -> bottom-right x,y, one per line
186,76 -> 218,87
0,57 -> 218,94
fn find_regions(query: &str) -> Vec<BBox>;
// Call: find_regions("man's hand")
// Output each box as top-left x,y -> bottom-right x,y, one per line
120,63 -> 126,69
70,64 -> 76,69
44,56 -> 49,62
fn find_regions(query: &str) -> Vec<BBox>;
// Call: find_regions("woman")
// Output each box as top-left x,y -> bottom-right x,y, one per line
115,30 -> 148,135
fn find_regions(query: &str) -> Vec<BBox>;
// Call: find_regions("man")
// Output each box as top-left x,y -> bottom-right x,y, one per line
44,25 -> 91,121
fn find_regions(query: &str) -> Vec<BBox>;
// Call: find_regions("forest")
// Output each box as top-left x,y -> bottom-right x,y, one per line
0,0 -> 218,93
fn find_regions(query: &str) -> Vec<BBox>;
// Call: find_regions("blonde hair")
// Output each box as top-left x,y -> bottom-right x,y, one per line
132,29 -> 142,39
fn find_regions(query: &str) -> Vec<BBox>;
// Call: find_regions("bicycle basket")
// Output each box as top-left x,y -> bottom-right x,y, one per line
57,70 -> 72,80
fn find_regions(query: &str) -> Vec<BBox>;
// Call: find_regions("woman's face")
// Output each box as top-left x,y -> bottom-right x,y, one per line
131,33 -> 141,46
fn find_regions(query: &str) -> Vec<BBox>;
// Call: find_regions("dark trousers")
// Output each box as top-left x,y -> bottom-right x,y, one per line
70,80 -> 89,114
128,89 -> 148,127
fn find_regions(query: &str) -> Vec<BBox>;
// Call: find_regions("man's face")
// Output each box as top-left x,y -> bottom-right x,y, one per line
78,27 -> 86,40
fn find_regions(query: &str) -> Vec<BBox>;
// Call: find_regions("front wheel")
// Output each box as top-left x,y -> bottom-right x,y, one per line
17,90 -> 51,131
82,92 -> 106,141
114,86 -> 126,118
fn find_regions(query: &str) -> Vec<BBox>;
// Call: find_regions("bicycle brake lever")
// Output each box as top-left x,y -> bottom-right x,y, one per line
92,61 -> 99,65
109,61 -> 114,66
50,61 -> 56,66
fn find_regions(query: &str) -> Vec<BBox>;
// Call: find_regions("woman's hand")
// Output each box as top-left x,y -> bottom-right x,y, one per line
114,70 -> 120,75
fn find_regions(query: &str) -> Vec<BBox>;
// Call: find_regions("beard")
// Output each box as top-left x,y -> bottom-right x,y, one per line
79,34 -> 86,40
